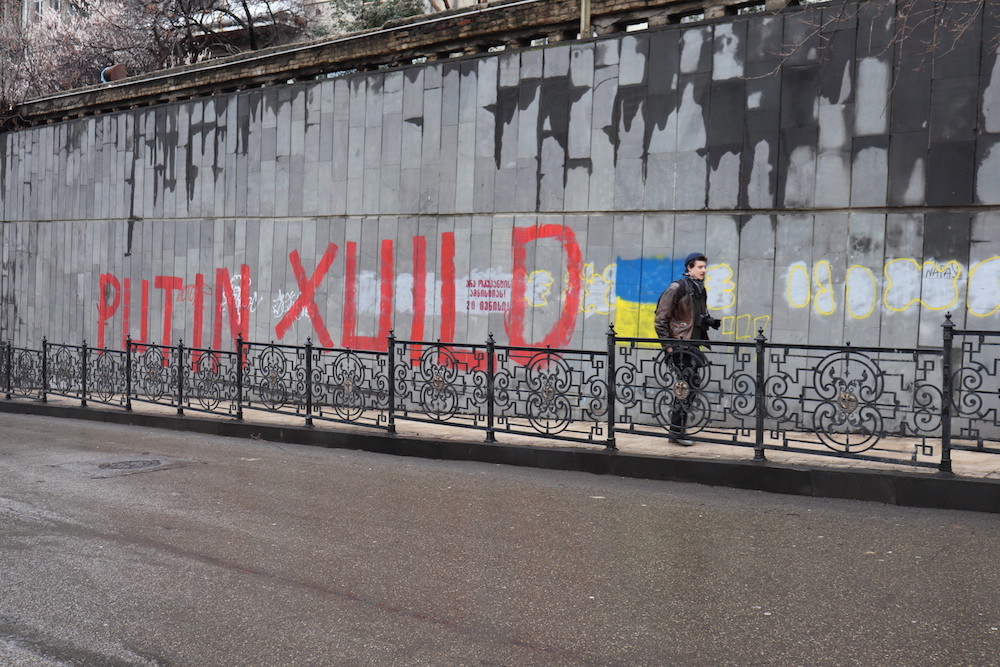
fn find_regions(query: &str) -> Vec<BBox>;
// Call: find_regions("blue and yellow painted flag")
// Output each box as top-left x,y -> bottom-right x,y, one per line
614,256 -> 687,338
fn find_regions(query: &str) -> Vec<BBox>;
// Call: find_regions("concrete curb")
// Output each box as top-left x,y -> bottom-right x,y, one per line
3,400 -> 998,514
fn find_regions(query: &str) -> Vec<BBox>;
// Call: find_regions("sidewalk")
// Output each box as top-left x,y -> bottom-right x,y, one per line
2,394 -> 999,513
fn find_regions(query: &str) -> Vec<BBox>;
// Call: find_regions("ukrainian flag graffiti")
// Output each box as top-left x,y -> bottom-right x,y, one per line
614,256 -> 688,338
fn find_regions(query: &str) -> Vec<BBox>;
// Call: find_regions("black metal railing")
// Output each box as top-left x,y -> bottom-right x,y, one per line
946,314 -> 1000,456
1,315 -> 996,472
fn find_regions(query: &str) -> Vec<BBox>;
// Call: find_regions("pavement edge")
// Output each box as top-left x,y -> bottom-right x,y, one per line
2,400 -> 997,514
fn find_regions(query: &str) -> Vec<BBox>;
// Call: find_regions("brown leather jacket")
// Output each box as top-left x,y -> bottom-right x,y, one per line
654,277 -> 709,342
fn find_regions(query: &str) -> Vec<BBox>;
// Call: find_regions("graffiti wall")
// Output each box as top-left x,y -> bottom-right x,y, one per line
2,0 -> 999,351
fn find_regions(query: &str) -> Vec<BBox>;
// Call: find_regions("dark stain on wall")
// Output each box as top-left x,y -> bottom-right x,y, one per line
924,213 -> 970,267
486,78 -> 525,170
149,108 -> 180,205
487,74 -> 590,205
850,235 -> 874,254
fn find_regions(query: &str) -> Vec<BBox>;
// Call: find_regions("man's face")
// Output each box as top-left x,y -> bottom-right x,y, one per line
689,260 -> 707,280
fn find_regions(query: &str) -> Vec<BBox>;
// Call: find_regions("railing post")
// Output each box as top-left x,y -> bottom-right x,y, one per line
176,339 -> 185,416
235,333 -> 244,422
486,333 -> 496,442
81,339 -> 89,408
125,336 -> 133,412
940,313 -> 954,473
4,341 -> 10,400
606,325 -> 617,451
305,337 -> 314,427
754,329 -> 767,462
387,330 -> 396,434
41,336 -> 48,403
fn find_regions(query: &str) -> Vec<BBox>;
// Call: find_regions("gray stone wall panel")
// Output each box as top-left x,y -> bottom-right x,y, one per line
0,2 -> 996,353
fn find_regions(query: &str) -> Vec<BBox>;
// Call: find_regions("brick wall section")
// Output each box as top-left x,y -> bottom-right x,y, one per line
10,0 -> 791,127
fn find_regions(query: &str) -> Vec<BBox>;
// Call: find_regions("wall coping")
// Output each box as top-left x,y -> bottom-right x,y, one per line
6,0 -> 794,129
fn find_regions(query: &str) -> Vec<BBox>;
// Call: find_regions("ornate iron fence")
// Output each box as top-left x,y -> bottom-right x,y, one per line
390,336 -> 610,444
754,343 -> 943,467
5,344 -> 43,401
1,315 -> 995,471
310,343 -> 389,430
947,316 -> 1000,455
615,338 -> 760,451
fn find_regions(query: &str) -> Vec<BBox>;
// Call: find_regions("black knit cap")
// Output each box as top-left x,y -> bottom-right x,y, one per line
684,252 -> 707,268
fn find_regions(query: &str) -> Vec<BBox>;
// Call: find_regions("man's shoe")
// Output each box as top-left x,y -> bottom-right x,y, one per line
668,433 -> 694,446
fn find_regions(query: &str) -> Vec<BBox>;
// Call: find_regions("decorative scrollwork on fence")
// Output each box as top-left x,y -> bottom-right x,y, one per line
186,350 -> 238,414
810,351 -> 884,453
244,344 -> 305,413
391,343 -> 488,428
615,341 -> 755,445
416,346 -> 462,420
522,351 -> 574,434
48,345 -> 81,398
729,371 -> 757,417
494,348 -> 607,440
91,350 -> 127,405
911,381 -> 943,434
952,362 -> 989,418
313,349 -> 384,423
651,347 -> 712,433
949,334 -> 1000,448
132,345 -> 174,405
10,349 -> 42,398
763,345 -> 943,458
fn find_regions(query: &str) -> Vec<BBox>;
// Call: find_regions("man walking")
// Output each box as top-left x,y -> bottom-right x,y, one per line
654,252 -> 720,445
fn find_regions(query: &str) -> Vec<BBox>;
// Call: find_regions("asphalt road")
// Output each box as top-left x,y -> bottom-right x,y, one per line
0,413 -> 997,666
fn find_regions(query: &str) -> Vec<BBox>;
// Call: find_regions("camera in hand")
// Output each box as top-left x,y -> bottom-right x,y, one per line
698,313 -> 722,330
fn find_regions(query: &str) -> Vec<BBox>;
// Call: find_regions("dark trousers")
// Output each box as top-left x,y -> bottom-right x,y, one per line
666,345 -> 707,435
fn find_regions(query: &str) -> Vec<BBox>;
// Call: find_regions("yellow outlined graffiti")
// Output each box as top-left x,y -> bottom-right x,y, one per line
787,262 -> 811,309
883,258 -> 961,312
706,263 -> 736,310
580,263 -> 616,314
786,261 -> 835,315
845,265 -> 878,320
720,314 -> 771,339
967,256 -> 1000,317
525,270 -> 554,307
812,260 -> 836,316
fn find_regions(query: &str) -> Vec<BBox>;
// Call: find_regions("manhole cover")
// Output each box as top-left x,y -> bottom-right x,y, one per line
98,459 -> 162,471
55,455 -> 192,478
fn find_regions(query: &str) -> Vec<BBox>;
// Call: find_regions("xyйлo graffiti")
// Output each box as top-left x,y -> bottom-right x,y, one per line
787,257 -> 1000,319
96,224 -> 1000,353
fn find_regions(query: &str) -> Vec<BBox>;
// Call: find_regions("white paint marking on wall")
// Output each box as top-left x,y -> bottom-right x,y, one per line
706,264 -> 736,310
903,157 -> 926,206
967,256 -> 1000,317
982,56 -> 1000,134
783,145 -> 816,207
713,24 -> 744,80
680,29 -> 705,74
976,143 -> 1000,205
883,258 -> 962,312
845,265 -> 878,320
747,140 -> 773,208
677,82 -> 707,152
855,57 -> 890,136
787,262 -> 811,309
